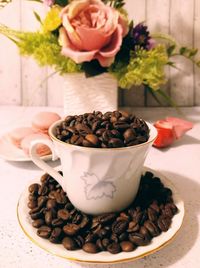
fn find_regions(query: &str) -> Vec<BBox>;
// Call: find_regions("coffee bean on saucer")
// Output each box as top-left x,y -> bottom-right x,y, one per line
120,241 -> 136,252
63,224 -> 80,236
107,243 -> 121,254
27,170 -> 178,254
37,226 -> 52,239
32,219 -> 44,228
83,243 -> 99,254
49,227 -> 62,243
28,183 -> 40,194
57,209 -> 70,221
62,237 -> 77,250
128,232 -> 150,246
28,200 -> 37,209
157,216 -> 172,232
144,221 -> 160,237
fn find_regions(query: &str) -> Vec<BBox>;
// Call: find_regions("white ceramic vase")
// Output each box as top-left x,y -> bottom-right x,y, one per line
63,73 -> 118,115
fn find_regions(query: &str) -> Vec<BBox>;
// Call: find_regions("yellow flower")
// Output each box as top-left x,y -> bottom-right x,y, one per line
42,6 -> 62,33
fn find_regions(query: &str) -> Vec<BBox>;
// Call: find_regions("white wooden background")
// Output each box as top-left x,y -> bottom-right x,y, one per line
0,0 -> 200,107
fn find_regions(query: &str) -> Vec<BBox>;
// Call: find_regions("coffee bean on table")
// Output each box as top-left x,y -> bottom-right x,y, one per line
27,171 -> 178,254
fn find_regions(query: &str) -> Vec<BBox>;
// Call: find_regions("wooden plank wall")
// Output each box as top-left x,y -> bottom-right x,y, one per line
0,0 -> 199,107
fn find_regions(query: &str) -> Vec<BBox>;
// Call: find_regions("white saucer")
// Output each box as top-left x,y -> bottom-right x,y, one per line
17,167 -> 184,264
0,134 -> 53,162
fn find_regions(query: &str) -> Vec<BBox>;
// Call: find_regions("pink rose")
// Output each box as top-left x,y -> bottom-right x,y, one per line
59,0 -> 128,67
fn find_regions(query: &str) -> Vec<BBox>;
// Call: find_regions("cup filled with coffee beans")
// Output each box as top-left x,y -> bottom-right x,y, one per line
30,111 -> 157,215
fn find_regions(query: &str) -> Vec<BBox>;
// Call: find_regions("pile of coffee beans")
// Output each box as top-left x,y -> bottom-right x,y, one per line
27,171 -> 178,254
55,111 -> 150,148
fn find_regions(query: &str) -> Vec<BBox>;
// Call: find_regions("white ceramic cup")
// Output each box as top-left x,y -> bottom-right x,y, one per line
30,120 -> 157,215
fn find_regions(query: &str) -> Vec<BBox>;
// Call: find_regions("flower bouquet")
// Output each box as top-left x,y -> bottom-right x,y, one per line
0,0 -> 200,108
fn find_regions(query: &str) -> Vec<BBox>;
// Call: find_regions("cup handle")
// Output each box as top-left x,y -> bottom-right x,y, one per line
30,139 -> 64,189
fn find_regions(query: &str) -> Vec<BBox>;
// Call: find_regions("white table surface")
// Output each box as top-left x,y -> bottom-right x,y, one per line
0,106 -> 200,268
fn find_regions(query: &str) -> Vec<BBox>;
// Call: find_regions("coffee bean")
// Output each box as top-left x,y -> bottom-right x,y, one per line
139,226 -> 151,240
129,232 -> 150,246
127,221 -> 140,233
49,227 -> 62,243
55,111 -> 149,148
147,208 -> 158,222
85,134 -> 99,147
28,194 -> 37,201
30,208 -> 44,220
28,183 -> 40,194
63,224 -> 80,236
118,232 -> 128,241
108,138 -> 124,148
37,196 -> 48,208
40,173 -> 50,183
123,128 -> 136,143
107,243 -> 121,254
37,226 -> 52,239
83,243 -> 99,254
120,241 -> 136,252
45,210 -> 54,226
97,213 -> 116,224
112,220 -> 128,235
38,184 -> 48,196
62,237 -> 77,250
74,235 -> 85,248
28,169 -> 178,255
46,199 -> 57,209
32,219 -> 44,228
113,122 -> 130,131
96,239 -> 105,251
28,200 -> 37,209
55,192 -> 67,204
157,216 -> 171,232
57,209 -> 70,221
52,218 -> 64,227
144,221 -> 160,237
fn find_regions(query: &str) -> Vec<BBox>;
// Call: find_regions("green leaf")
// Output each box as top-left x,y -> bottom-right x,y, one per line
167,45 -> 176,56
145,85 -> 163,106
179,47 -> 187,55
189,48 -> 198,57
33,11 -> 42,25
82,60 -> 107,77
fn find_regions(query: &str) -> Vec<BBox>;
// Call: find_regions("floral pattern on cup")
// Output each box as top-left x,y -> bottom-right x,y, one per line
81,172 -> 117,200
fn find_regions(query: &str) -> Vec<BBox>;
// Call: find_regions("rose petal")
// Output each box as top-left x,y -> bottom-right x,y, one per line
62,14 -> 83,49
95,54 -> 115,67
99,25 -> 123,58
118,13 -> 129,37
166,117 -> 193,139
76,25 -> 111,50
67,0 -> 90,20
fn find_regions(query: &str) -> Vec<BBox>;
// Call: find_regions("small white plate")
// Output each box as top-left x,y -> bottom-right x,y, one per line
0,134 -> 53,162
17,167 -> 184,264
